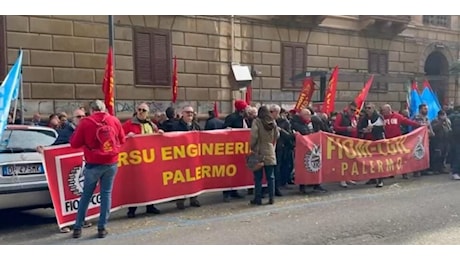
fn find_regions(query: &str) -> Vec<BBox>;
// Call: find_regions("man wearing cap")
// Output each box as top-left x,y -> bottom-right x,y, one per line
225,100 -> 250,128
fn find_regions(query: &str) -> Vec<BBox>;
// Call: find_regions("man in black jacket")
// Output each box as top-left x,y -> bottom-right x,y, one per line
205,110 -> 224,130
221,100 -> 248,201
159,106 -> 177,132
270,105 -> 294,196
358,103 -> 385,187
171,105 -> 202,209
224,100 -> 249,129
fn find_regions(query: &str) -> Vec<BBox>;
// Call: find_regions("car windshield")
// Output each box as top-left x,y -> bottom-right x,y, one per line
0,128 -> 57,152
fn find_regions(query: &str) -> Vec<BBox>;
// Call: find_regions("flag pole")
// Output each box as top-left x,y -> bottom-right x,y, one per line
108,15 -> 116,116
12,99 -> 18,124
12,49 -> 23,125
20,59 -> 24,124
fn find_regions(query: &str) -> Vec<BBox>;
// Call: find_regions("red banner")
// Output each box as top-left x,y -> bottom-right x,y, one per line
354,74 -> 374,116
245,85 -> 252,105
322,66 -> 339,115
171,56 -> 178,103
102,46 -> 114,115
43,130 -> 254,228
294,77 -> 315,111
295,127 -> 429,184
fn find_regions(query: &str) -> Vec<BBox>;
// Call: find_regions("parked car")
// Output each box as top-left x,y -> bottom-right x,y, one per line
0,125 -> 58,210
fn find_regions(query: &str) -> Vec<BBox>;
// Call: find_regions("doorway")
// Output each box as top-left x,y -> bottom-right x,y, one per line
424,51 -> 449,105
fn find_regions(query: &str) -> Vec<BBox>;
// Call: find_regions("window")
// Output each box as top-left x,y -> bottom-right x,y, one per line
1,128 -> 58,152
281,43 -> 306,88
0,16 -> 6,80
368,49 -> 388,92
133,27 -> 171,86
423,16 -> 450,28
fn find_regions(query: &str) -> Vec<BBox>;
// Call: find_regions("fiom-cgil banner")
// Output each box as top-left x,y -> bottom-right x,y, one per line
295,127 -> 429,184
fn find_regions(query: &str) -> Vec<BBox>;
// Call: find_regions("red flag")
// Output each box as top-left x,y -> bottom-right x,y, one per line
213,101 -> 219,118
102,46 -> 114,115
294,77 -> 315,111
322,66 -> 339,115
354,75 -> 374,116
245,85 -> 252,105
172,56 -> 178,104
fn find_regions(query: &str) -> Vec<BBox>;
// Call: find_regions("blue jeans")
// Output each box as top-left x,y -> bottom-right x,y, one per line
253,165 -> 275,201
74,163 -> 118,230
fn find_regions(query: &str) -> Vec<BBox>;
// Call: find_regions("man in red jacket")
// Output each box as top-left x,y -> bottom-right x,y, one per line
333,102 -> 359,188
333,102 -> 358,138
381,104 -> 420,139
70,100 -> 126,239
381,104 -> 420,179
123,102 -> 163,218
122,103 -> 163,218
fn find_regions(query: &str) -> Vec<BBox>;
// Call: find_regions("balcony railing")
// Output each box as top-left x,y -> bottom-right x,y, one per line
269,15 -> 326,28
359,15 -> 411,38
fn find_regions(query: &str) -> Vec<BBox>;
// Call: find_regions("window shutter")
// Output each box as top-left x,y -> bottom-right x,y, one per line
368,52 -> 379,73
282,45 -> 293,87
152,33 -> 170,85
378,53 -> 388,74
294,46 -> 305,88
281,43 -> 307,89
134,31 -> 153,85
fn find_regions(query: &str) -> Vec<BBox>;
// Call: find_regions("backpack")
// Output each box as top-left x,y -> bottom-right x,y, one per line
85,115 -> 120,157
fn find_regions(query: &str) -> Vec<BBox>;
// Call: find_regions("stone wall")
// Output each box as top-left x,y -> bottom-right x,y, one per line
4,15 -> 460,118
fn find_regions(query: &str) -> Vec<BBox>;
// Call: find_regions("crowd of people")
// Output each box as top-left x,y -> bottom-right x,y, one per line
9,98 -> 460,239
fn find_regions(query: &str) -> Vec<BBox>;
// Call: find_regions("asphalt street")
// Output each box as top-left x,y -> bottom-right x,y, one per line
1,173 -> 460,245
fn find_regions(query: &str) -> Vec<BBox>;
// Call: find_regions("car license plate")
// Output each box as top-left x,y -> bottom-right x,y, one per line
2,164 -> 44,176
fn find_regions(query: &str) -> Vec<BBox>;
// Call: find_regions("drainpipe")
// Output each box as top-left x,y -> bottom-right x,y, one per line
231,15 -> 235,64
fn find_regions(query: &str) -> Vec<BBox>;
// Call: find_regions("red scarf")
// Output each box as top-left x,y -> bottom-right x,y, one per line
301,117 -> 311,124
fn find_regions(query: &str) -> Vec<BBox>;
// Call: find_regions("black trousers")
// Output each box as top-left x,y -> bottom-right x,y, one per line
430,139 -> 448,172
275,149 -> 293,187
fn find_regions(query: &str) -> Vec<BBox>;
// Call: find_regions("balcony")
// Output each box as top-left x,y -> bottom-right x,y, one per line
270,15 -> 326,28
359,15 -> 411,38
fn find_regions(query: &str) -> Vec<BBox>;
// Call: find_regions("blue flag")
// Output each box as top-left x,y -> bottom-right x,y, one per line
420,81 -> 441,122
0,50 -> 23,136
409,80 -> 422,118
422,79 -> 441,110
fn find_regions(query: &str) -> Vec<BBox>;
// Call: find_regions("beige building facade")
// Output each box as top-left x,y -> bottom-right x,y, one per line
0,15 -> 459,118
